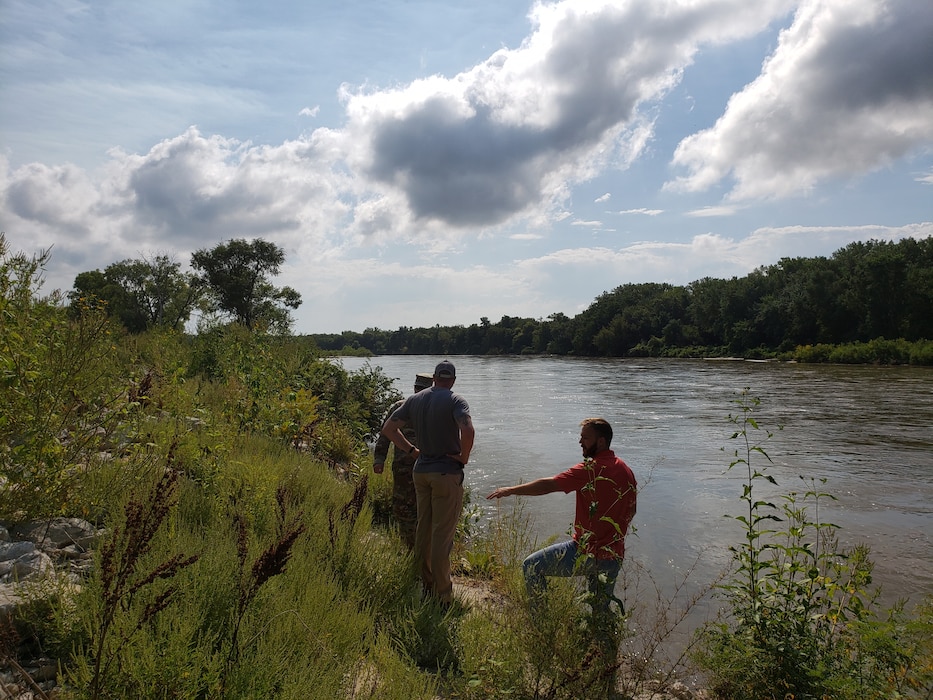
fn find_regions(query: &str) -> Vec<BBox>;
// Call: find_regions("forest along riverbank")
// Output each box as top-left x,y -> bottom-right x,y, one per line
340,356 -> 933,628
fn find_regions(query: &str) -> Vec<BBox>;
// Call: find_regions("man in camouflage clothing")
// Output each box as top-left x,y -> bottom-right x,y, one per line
373,373 -> 433,549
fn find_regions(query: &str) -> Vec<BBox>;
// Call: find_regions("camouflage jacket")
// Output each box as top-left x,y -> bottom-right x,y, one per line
373,399 -> 418,468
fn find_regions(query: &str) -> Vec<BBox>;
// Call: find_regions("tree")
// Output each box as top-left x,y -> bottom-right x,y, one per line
686,276 -> 730,347
69,255 -> 201,333
190,238 -> 302,332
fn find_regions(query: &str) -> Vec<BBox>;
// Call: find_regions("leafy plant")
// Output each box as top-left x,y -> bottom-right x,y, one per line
457,573 -> 626,699
693,388 -> 930,699
0,235 -> 134,521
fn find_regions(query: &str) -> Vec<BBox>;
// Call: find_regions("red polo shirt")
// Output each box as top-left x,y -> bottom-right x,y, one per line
553,450 -> 637,560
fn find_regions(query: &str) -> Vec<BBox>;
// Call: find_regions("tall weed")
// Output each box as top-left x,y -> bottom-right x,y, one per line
456,571 -> 626,699
66,448 -> 199,698
692,388 -> 932,699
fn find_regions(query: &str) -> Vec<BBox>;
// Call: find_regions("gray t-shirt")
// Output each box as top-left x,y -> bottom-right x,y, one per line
390,386 -> 470,473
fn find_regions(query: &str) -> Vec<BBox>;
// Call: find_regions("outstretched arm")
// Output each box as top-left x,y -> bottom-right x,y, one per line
487,476 -> 561,500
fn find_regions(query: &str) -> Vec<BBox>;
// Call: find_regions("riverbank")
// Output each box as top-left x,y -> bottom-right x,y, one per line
444,576 -> 713,700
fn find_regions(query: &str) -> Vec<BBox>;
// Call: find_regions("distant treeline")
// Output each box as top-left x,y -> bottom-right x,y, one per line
306,237 -> 933,364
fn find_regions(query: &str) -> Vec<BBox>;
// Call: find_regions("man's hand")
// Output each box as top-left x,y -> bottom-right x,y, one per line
373,462 -> 385,474
486,486 -> 512,499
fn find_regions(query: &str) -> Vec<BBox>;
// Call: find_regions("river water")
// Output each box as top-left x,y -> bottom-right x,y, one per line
339,355 -> 933,629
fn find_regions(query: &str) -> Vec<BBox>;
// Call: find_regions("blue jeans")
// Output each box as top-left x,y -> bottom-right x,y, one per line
522,540 -> 622,616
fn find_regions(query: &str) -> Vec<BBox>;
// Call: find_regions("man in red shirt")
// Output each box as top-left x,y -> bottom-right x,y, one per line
486,417 -> 637,617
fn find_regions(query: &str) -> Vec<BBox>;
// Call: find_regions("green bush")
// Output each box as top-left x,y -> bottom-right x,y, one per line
909,339 -> 933,366
456,573 -> 627,699
188,327 -> 398,465
0,236 -> 136,521
794,338 -> 929,365
58,431 -> 436,699
794,343 -> 834,363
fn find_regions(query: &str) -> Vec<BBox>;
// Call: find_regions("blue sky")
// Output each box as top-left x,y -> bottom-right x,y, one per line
2,0 -> 931,333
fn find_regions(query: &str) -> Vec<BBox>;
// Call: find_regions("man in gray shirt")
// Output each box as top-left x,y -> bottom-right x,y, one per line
381,360 -> 474,606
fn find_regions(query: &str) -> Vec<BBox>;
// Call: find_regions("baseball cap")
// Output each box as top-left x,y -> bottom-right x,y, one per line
434,360 -> 456,379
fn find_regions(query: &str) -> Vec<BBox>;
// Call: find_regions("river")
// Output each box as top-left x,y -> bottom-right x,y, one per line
338,355 -> 933,633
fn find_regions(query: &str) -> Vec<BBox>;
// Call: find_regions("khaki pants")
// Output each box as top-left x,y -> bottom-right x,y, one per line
413,470 -> 464,603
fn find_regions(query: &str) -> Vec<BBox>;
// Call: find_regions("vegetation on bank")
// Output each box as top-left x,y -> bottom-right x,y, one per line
50,232 -> 933,364
308,236 -> 933,364
2,236 -> 931,698
326,337 -> 933,366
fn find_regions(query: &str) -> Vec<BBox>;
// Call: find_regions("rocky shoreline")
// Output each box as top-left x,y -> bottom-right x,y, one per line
1,518 -> 101,699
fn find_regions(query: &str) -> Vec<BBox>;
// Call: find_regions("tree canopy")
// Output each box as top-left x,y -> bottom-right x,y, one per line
69,255 -> 200,332
64,235 -> 932,361
307,237 -> 933,361
190,238 -> 302,333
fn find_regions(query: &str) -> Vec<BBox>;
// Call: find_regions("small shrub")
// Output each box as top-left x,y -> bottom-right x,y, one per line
909,339 -> 933,366
794,343 -> 834,363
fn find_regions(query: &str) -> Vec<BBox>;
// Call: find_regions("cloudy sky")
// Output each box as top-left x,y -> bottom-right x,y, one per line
2,0 -> 932,333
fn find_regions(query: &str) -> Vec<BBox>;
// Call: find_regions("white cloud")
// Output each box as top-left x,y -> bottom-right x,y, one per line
616,208 -> 663,216
1,0 -> 802,267
2,128 -> 353,288
510,232 -> 544,240
595,193 -> 611,203
686,205 -> 738,217
668,0 -> 933,200
330,0 -> 796,237
2,0 -> 800,274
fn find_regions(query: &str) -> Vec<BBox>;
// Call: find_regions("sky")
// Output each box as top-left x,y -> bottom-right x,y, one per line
1,0 -> 932,334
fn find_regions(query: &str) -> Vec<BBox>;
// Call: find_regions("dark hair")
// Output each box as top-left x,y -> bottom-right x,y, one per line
580,417 -> 613,446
